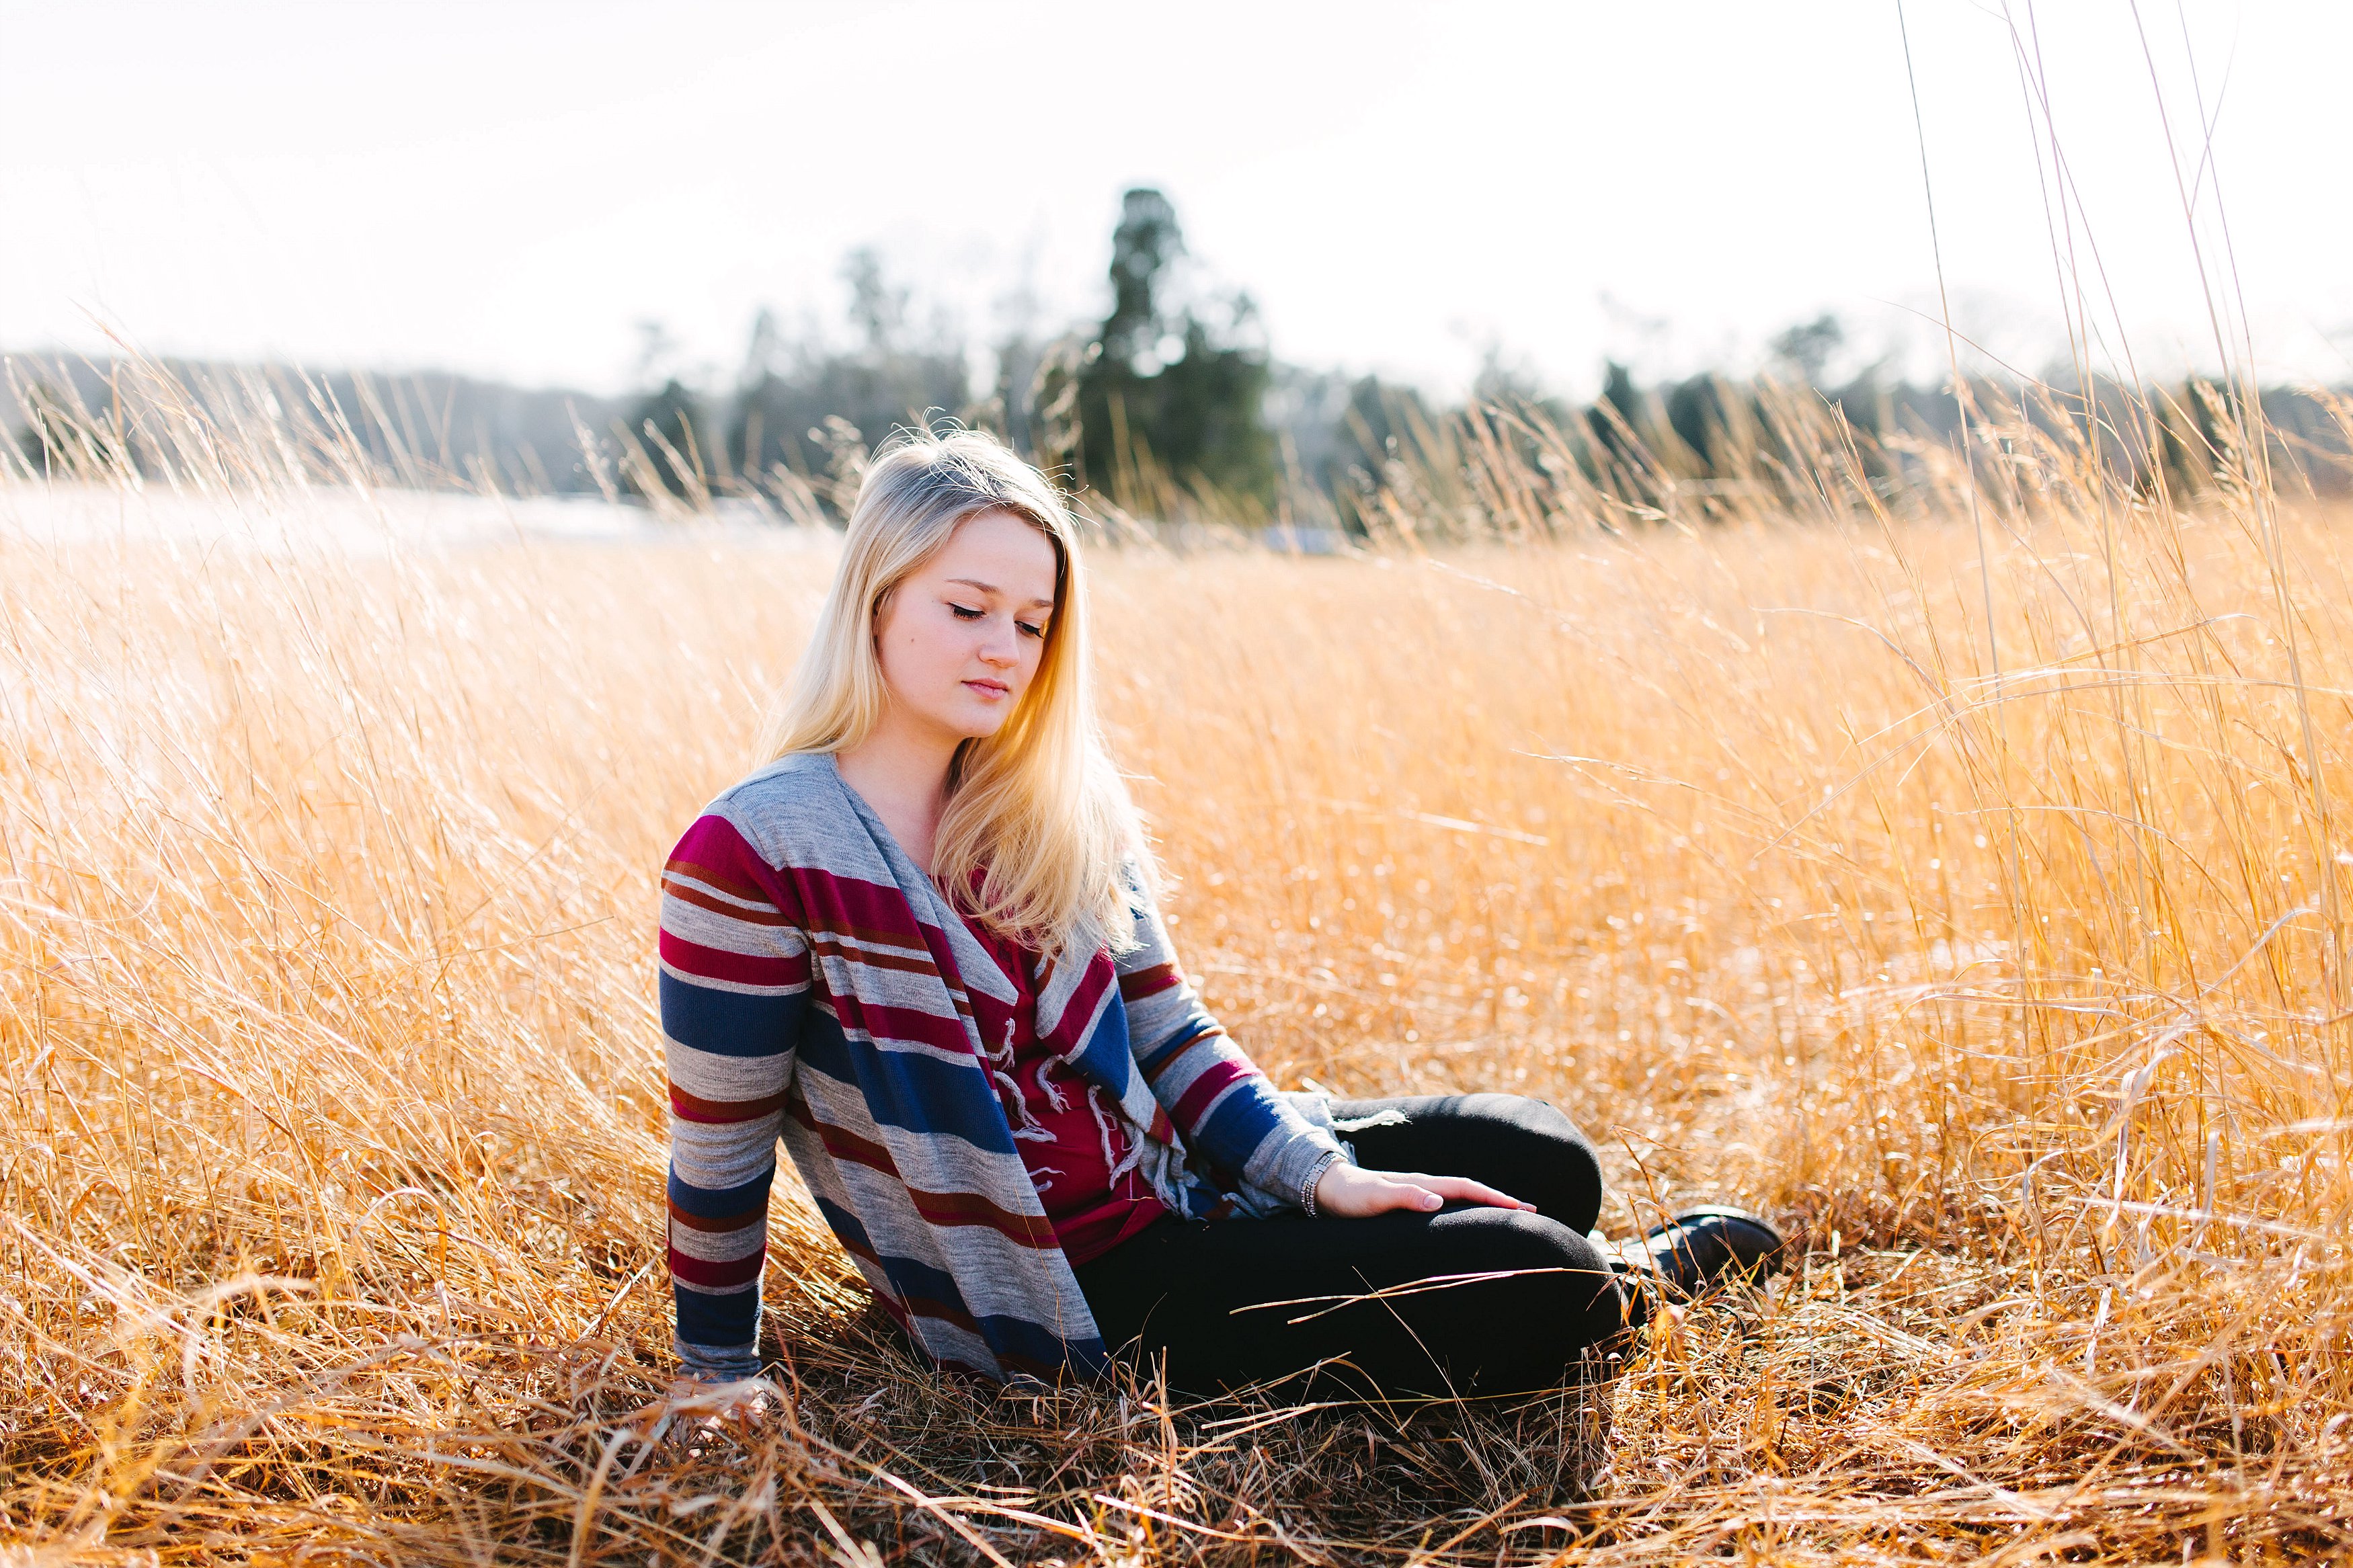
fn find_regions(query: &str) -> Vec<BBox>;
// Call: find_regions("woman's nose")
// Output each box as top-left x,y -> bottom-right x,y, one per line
978,622 -> 1019,665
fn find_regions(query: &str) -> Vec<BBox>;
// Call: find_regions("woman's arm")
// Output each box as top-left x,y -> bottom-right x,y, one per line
658,811 -> 812,1382
1112,861 -> 1350,1208
1116,897 -> 1340,1206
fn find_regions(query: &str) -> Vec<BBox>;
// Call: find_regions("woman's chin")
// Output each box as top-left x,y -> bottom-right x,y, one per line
941,706 -> 1012,742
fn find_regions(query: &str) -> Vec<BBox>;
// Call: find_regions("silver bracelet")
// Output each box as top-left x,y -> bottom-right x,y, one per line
1301,1149 -> 1343,1218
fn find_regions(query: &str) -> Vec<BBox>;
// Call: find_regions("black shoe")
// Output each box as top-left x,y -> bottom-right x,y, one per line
1610,1206 -> 1786,1300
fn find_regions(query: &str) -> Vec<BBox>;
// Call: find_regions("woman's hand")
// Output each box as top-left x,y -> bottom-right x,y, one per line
1311,1162 -> 1536,1219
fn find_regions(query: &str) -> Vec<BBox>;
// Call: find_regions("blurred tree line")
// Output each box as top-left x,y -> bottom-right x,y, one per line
650,188 -> 1297,525
11,185 -> 2352,529
610,192 -> 2353,532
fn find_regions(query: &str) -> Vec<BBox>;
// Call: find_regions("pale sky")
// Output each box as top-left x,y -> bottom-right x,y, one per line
4,1 -> 2346,400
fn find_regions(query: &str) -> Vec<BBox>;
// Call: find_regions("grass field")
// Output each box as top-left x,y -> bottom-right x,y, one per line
3,382 -> 2350,1563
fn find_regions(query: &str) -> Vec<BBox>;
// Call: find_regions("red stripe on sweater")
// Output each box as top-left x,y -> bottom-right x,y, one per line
660,928 -> 809,989
848,999 -> 986,1057
668,1244 -> 764,1290
910,1189 -> 1059,1248
661,852 -> 776,908
1170,1057 -> 1256,1130
1035,962 -> 1115,1059
901,1290 -> 982,1335
669,1083 -> 790,1122
792,870 -> 936,943
787,1096 -> 895,1171
662,823 -> 781,907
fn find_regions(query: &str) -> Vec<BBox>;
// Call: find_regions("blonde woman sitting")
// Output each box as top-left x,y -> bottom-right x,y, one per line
658,431 -> 1781,1408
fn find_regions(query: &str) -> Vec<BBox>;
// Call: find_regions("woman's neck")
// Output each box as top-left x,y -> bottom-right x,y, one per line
834,717 -> 959,875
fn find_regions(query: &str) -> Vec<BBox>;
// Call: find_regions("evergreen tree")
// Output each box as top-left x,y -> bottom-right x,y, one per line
1069,188 -> 1277,512
1587,359 -> 1642,462
1769,313 -> 1845,384
627,378 -> 707,497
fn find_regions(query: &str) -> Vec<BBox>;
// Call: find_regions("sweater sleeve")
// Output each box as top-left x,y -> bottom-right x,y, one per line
1113,861 -> 1348,1210
658,811 -> 811,1381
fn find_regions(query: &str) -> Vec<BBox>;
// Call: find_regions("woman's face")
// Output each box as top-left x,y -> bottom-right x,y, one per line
871,507 -> 1060,747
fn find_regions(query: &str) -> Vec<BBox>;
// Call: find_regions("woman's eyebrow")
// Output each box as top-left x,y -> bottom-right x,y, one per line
947,577 -> 1054,610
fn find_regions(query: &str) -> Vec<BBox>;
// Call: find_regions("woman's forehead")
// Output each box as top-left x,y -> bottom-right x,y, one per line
928,509 -> 1059,599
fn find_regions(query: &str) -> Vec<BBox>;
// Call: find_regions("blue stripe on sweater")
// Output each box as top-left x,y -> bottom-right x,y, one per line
660,969 -> 805,1058
872,1249 -> 972,1319
674,1282 -> 757,1352
1134,1018 -> 1219,1076
668,1166 -> 773,1219
871,1251 -> 1105,1372
981,1313 -> 1107,1376
1062,993 -> 1134,1099
1193,1081 -> 1283,1169
811,1194 -> 877,1258
796,1011 -> 1020,1155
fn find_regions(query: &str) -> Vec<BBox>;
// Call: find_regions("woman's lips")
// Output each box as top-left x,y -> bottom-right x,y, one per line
964,680 -> 1010,698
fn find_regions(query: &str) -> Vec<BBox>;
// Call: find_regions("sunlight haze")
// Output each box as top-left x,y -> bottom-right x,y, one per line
4,0 -> 2346,397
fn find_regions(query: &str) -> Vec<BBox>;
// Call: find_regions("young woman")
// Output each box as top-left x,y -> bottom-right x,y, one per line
658,431 -> 1780,1408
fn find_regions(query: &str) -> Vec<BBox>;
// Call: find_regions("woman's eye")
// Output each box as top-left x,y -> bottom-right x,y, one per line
950,604 -> 983,620
1018,622 -> 1045,638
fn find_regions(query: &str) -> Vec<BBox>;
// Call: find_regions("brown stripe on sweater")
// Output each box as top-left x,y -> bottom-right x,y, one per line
662,854 -> 779,909
667,1195 -> 769,1233
1140,1024 -> 1226,1083
805,933 -> 939,979
663,878 -> 794,928
908,1188 -> 1059,1249
1117,960 -> 1180,1001
830,918 -> 937,952
787,1096 -> 1057,1249
901,1290 -> 982,1335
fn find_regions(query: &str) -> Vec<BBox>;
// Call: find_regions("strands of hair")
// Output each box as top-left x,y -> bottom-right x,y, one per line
3,349 -> 2352,1565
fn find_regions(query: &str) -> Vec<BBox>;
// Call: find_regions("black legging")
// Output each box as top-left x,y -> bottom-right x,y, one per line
1073,1094 -> 1638,1398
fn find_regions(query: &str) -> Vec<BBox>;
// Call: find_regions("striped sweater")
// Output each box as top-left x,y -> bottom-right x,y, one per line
660,751 -> 1349,1383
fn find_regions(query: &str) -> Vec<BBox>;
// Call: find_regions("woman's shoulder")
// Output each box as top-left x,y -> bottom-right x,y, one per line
685,752 -> 862,871
709,750 -> 834,809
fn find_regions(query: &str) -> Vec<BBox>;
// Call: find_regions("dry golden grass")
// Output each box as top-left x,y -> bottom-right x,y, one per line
3,377 -> 2352,1563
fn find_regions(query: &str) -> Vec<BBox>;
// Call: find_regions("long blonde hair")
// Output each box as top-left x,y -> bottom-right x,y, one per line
760,429 -> 1143,959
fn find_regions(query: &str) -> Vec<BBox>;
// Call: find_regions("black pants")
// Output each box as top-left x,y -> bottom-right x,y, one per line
1073,1094 -> 1637,1398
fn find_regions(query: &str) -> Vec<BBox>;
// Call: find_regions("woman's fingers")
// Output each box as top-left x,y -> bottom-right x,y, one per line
1310,1163 -> 1539,1218
1363,1173 -> 1443,1212
1408,1173 -> 1538,1211
1314,1163 -> 1421,1216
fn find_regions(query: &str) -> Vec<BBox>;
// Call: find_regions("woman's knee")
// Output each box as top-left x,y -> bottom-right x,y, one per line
1458,1091 -> 1589,1147
1453,1094 -> 1605,1219
1427,1209 -> 1628,1340
1332,1092 -> 1605,1228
